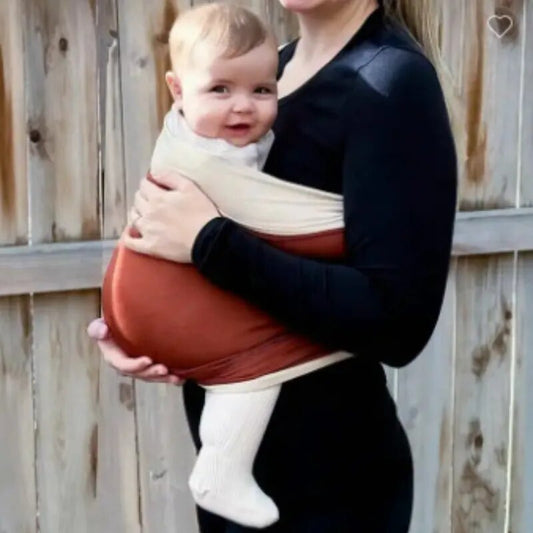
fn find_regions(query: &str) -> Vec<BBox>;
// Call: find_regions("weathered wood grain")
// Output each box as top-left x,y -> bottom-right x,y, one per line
0,0 -> 28,243
510,254 -> 533,533
32,291 -> 102,532
510,0 -> 533,527
453,255 -> 514,533
447,1 -> 525,531
452,207 -> 533,255
99,0 -> 127,240
0,240 -> 113,296
117,0 -> 183,207
520,0 -> 533,207
457,0 -> 523,211
92,1 -> 142,532
135,382 -> 199,532
0,295 -> 36,533
396,261 -> 456,533
0,1 -> 35,532
24,1 -> 102,531
25,0 -> 99,244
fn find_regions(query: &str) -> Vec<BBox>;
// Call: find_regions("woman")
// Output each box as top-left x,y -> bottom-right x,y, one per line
88,0 -> 457,531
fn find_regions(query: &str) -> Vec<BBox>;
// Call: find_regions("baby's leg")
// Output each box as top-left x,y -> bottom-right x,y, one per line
189,385 -> 280,528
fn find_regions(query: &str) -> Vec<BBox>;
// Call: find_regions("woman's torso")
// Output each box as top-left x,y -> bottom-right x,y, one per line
185,5 -> 416,514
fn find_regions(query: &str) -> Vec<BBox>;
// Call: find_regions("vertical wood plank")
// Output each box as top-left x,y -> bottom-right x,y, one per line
25,0 -> 100,245
396,262 -> 456,533
94,1 -> 142,532
135,383 -> 199,532
0,0 -> 28,243
0,1 -> 36,532
0,295 -> 36,533
457,0 -> 523,210
33,291 -> 101,532
510,2 -> 533,529
520,0 -> 533,207
453,255 -> 514,532
510,253 -> 533,533
117,0 -> 186,206
116,1 -> 199,531
24,0 -> 102,531
99,0 -> 127,239
445,1 -> 525,531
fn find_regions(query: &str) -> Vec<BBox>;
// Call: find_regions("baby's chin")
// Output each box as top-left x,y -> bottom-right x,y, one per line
192,124 -> 269,147
223,135 -> 260,148
220,130 -> 268,148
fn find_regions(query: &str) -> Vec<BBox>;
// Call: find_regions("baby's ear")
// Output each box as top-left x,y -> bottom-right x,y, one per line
165,71 -> 182,103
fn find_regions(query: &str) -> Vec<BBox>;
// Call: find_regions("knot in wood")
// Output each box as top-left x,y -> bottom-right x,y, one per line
29,129 -> 41,143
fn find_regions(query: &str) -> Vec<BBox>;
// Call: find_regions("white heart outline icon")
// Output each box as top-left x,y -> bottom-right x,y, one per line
487,14 -> 514,39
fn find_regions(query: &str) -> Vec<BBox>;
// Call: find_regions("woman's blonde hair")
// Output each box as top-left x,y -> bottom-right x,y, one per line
382,0 -> 464,161
381,0 -> 441,68
169,4 -> 275,71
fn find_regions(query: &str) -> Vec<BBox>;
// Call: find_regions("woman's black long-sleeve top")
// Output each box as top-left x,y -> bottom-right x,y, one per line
184,6 -> 457,525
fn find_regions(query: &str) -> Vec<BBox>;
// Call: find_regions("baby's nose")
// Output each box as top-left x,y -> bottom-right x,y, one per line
233,95 -> 253,112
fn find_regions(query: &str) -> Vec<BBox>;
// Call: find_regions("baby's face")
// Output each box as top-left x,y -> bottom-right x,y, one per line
174,41 -> 278,147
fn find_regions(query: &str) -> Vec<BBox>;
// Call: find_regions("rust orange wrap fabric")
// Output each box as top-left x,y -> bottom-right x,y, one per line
102,110 -> 348,386
102,228 -> 345,385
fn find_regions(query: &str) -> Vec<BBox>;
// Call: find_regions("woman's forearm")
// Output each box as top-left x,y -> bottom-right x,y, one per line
192,217 -> 445,368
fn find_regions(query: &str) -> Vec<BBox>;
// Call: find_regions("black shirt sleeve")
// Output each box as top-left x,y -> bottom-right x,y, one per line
192,48 -> 457,368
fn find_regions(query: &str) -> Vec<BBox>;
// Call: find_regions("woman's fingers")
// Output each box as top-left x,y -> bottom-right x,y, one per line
151,172 -> 189,191
124,363 -> 169,378
88,317 -> 183,385
139,176 -> 167,199
120,368 -> 184,384
96,339 -> 184,384
87,318 -> 109,340
122,230 -> 152,255
97,339 -> 154,373
121,374 -> 182,385
119,365 -> 185,385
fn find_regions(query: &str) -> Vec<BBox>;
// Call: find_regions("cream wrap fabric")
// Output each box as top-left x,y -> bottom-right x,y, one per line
147,110 -> 353,393
151,109 -> 345,236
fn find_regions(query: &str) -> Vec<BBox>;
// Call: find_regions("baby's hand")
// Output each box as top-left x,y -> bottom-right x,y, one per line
87,318 -> 184,385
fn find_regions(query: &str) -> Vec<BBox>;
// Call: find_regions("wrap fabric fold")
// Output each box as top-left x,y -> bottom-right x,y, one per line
102,111 -> 353,390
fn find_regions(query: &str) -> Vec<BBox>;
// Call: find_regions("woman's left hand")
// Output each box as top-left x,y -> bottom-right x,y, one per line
122,173 -> 220,263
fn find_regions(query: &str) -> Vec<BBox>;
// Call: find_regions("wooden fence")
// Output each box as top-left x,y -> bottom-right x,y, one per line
1,0 -> 532,531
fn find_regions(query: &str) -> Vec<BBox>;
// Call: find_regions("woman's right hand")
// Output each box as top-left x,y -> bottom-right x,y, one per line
87,318 -> 184,385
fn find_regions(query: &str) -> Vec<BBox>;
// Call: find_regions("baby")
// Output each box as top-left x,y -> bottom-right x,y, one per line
102,4 -> 350,529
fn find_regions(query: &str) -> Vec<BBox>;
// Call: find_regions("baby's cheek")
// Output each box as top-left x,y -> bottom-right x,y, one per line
191,109 -> 224,139
261,102 -> 278,129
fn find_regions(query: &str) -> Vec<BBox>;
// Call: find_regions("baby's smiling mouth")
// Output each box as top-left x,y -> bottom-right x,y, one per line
225,123 -> 253,136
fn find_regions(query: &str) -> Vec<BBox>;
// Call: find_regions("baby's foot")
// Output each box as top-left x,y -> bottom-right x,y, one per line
189,446 -> 279,528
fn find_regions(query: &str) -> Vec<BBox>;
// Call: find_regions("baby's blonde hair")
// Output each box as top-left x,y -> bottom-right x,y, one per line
169,3 -> 274,71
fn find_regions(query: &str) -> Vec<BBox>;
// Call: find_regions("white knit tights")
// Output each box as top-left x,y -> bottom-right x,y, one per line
188,385 -> 281,528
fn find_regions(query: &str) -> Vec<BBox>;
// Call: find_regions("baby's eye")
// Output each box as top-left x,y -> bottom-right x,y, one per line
210,85 -> 230,94
254,86 -> 273,95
